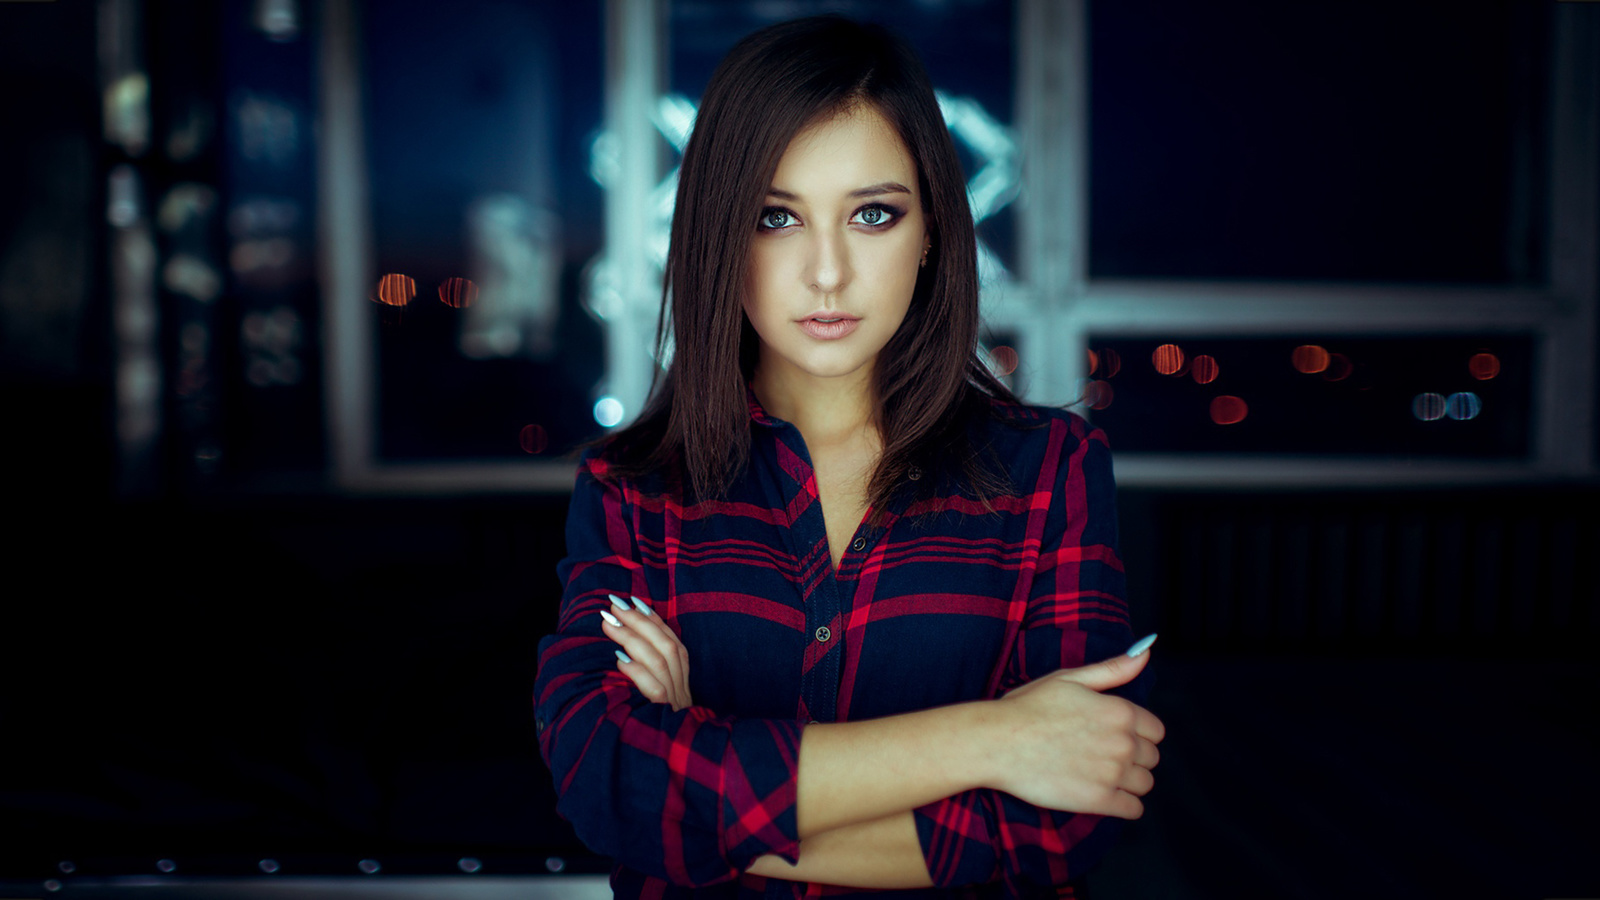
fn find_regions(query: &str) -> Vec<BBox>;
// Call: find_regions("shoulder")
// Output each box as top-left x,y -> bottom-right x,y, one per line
975,398 -> 1109,456
572,440 -> 679,502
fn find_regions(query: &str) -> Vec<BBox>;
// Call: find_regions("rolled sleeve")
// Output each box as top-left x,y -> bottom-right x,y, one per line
915,417 -> 1146,893
534,454 -> 803,885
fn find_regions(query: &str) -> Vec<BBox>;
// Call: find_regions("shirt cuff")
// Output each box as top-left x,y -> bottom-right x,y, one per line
719,716 -> 805,868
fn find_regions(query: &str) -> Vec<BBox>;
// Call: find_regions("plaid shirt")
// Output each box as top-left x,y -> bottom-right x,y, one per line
535,397 -> 1141,899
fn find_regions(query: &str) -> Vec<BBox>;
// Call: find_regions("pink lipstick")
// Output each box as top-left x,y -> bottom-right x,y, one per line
798,314 -> 860,340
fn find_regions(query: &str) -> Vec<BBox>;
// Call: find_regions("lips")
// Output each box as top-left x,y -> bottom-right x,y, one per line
797,314 -> 860,340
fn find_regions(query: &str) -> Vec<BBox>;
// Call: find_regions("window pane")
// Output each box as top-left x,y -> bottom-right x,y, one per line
1089,1 -> 1548,284
1083,334 -> 1532,457
364,2 -> 605,462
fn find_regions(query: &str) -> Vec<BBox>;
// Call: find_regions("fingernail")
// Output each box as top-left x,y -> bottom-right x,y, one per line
608,594 -> 632,611
1125,634 -> 1158,657
599,610 -> 622,627
615,649 -> 633,664
632,596 -> 653,616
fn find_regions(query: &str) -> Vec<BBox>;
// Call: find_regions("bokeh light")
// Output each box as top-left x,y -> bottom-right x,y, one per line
1291,344 -> 1330,374
1446,392 -> 1482,421
1084,380 -> 1114,410
1190,354 -> 1219,384
1412,392 -> 1446,421
987,345 -> 1018,377
438,276 -> 479,309
372,273 -> 415,307
519,424 -> 549,454
1468,352 -> 1500,381
593,396 -> 625,428
1322,353 -> 1353,382
1086,349 -> 1099,376
1098,348 -> 1121,378
1152,343 -> 1185,376
1209,395 -> 1248,425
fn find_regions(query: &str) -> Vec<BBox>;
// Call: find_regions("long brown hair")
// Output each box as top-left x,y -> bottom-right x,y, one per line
605,16 -> 1019,509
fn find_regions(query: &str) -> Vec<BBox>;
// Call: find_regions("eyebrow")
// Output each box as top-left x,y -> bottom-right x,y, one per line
766,182 -> 913,201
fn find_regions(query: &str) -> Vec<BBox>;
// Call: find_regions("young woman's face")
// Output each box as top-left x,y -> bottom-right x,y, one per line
743,104 -> 928,392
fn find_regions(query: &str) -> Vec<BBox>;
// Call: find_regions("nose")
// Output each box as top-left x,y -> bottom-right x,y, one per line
807,228 -> 851,297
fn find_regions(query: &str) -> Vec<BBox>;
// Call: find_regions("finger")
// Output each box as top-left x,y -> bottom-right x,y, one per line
601,616 -> 678,698
610,595 -> 689,705
607,613 -> 690,711
1134,737 -> 1161,771
1135,707 -> 1166,744
1121,764 -> 1155,797
616,652 -> 671,705
1100,789 -> 1145,821
1056,645 -> 1151,693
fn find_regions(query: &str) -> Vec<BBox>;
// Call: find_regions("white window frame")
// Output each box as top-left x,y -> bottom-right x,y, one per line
1009,0 -> 1598,488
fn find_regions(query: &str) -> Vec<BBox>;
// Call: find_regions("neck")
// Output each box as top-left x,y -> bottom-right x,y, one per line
750,363 -> 878,451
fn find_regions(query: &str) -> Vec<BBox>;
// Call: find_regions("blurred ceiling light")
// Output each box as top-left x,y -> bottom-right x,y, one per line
254,0 -> 301,41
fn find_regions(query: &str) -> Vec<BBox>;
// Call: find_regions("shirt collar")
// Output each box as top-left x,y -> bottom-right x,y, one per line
746,387 -> 784,429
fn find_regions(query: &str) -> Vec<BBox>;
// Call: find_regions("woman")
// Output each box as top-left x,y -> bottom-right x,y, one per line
535,17 -> 1163,898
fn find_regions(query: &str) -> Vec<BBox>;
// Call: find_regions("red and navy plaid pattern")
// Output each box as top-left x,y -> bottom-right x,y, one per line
535,398 -> 1141,898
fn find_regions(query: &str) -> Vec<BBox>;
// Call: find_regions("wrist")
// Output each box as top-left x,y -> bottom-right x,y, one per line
950,698 -> 1006,794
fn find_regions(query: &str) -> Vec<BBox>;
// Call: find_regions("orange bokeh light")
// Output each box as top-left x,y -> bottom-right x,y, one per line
372,273 -> 416,307
438,276 -> 479,309
1086,349 -> 1099,376
1210,395 -> 1248,425
1190,355 -> 1219,384
1097,348 -> 1121,378
989,345 -> 1018,377
1468,352 -> 1500,381
1152,343 -> 1185,376
1292,344 -> 1330,374
1084,380 -> 1114,410
1322,353 -> 1353,382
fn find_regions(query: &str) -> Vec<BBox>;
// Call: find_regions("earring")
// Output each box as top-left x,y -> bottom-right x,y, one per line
920,243 -> 930,268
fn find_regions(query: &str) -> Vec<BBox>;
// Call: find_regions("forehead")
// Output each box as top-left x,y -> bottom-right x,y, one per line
771,104 -> 918,195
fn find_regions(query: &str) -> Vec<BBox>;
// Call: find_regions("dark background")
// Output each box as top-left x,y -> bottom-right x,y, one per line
2,1 -> 1597,898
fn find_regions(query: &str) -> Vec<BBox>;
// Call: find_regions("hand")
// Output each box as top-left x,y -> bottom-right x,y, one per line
985,639 -> 1164,819
599,594 -> 693,711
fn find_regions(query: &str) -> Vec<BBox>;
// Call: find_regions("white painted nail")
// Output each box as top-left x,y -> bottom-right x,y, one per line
1125,634 -> 1158,658
599,610 -> 622,627
615,649 -> 633,664
632,596 -> 653,616
608,594 -> 632,611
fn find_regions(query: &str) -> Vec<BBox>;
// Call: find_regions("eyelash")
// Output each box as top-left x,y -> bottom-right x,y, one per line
756,203 -> 905,232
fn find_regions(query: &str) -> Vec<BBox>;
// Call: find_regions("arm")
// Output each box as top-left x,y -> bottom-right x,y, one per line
534,456 -> 806,886
566,422 -> 1160,888
606,593 -> 1158,888
913,416 -> 1152,891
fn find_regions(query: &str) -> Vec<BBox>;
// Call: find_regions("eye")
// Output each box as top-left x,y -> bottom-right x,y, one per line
851,203 -> 902,228
758,207 -> 797,230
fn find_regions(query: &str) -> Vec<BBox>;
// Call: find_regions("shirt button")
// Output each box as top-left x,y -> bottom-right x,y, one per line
814,626 -> 831,643
908,466 -> 922,481
850,537 -> 866,551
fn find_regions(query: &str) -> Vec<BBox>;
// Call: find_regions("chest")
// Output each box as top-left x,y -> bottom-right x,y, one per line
650,494 -> 1033,723
811,451 -> 872,572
